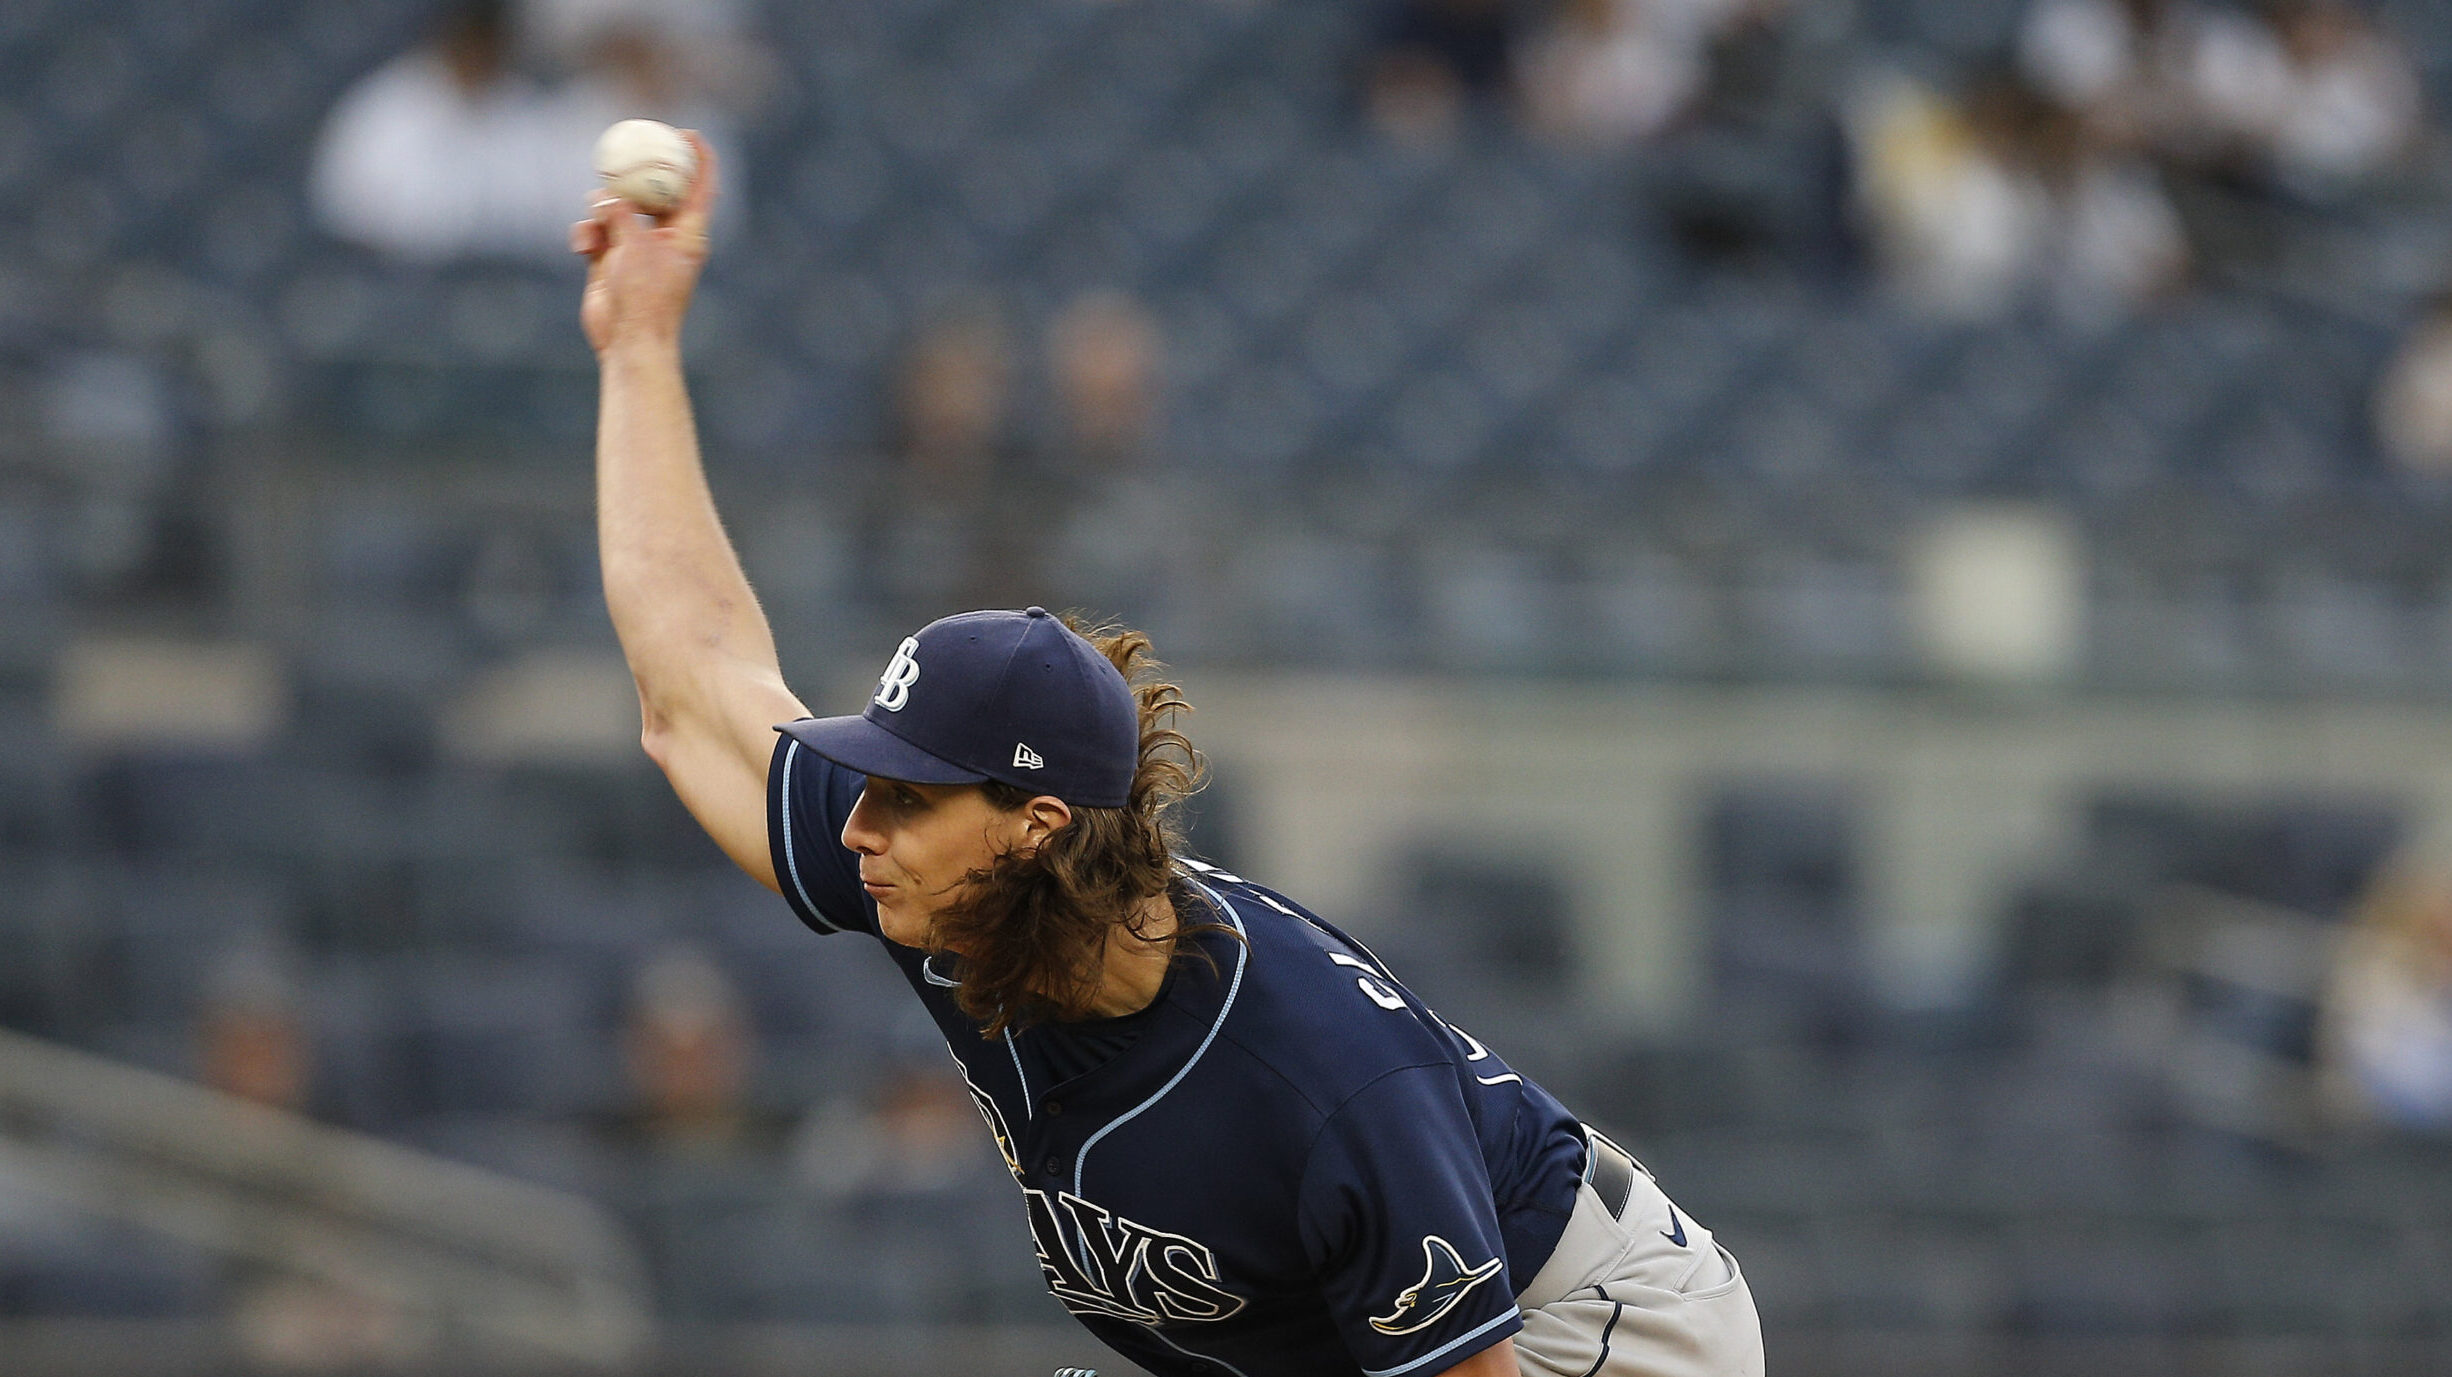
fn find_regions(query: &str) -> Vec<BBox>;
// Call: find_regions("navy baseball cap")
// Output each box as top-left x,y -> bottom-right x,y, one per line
778,608 -> 1140,808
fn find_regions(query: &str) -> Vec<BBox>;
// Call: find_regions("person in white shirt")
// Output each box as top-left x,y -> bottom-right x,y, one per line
2185,0 -> 2422,196
308,0 -> 595,262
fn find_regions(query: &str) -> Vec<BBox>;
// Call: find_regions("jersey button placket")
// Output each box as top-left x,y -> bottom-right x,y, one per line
1045,1100 -> 1063,1116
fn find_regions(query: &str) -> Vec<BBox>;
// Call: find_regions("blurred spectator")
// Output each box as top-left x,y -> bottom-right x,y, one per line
1982,74 -> 2191,323
562,22 -> 706,123
1847,72 -> 2039,317
523,0 -> 759,92
528,1 -> 755,235
1047,290 -> 1163,476
230,1277 -> 422,1374
2374,295 -> 2452,476
1045,291 -> 1186,629
39,350 -> 196,604
1365,0 -> 1525,142
1639,0 -> 1858,274
621,945 -> 761,1156
2320,846 -> 2452,1133
2017,0 -> 2202,150
1846,70 -> 2186,321
308,0 -> 584,262
197,944 -> 309,1113
1517,0 -> 1762,145
2262,0 -> 2425,194
199,946 -> 426,1370
858,304 -> 1061,619
788,1036 -> 1019,1321
1518,0 -> 1703,144
791,1065 -> 991,1199
2183,0 -> 2422,199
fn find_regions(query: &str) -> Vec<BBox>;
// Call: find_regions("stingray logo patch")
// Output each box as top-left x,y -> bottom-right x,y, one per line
1369,1236 -> 1505,1335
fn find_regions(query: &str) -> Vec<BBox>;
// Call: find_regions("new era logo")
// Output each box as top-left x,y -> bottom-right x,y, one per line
1013,743 -> 1044,770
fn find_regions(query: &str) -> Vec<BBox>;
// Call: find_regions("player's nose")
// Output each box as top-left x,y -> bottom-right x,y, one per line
840,791 -> 887,855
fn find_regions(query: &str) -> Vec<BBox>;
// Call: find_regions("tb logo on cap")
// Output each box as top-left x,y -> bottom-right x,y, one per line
874,637 -> 921,712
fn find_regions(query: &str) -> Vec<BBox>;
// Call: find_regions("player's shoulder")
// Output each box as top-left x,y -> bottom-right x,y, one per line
1178,860 -> 1361,972
1179,862 -> 1455,1107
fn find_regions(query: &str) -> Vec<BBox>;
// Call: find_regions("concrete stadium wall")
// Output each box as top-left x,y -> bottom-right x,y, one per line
1173,676 -> 2452,1032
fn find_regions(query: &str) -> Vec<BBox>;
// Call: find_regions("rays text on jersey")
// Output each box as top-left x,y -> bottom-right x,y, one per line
1025,1187 -> 1249,1325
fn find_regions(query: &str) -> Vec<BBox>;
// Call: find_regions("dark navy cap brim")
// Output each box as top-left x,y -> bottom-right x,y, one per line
777,714 -> 991,786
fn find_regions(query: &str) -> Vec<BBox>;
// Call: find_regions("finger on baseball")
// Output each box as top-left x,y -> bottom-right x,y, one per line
595,193 -> 646,249
668,129 -> 719,236
570,216 -> 608,257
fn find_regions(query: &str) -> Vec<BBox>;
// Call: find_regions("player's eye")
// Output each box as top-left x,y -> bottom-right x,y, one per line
863,779 -> 924,814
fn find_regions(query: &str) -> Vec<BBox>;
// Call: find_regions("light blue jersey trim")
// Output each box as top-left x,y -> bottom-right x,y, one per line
1005,1030 -> 1032,1120
1071,880 -> 1248,1196
1361,1307 -> 1518,1377
777,741 -> 841,933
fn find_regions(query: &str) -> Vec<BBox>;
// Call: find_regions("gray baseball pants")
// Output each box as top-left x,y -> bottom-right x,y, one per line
1509,1135 -> 1765,1377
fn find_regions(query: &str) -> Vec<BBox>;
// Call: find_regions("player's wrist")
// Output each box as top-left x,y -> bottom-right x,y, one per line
597,330 -> 686,368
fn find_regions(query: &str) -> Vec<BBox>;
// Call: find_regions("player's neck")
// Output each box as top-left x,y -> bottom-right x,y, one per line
1079,890 -> 1181,1018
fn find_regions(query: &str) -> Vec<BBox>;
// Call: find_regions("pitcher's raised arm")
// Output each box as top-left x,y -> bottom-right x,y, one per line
578,132 -> 804,891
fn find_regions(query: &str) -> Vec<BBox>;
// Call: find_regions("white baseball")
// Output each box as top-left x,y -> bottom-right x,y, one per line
593,119 -> 697,215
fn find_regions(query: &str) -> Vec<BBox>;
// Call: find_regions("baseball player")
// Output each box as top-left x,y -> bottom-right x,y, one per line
575,137 -> 1763,1377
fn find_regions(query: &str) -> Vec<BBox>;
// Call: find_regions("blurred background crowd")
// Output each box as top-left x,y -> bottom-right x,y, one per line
5,0 -> 2452,1374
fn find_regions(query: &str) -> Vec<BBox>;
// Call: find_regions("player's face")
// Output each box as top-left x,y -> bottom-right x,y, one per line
840,777 -> 1033,948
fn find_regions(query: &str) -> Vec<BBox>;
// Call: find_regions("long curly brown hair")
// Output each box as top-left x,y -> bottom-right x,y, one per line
924,616 -> 1229,1037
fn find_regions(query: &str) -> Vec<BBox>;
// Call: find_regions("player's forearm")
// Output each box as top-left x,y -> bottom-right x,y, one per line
595,337 -> 785,736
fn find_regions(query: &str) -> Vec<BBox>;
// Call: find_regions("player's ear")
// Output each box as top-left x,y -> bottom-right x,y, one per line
1018,795 -> 1073,852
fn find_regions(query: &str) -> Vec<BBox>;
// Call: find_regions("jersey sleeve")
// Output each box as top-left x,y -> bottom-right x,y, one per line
1298,1065 -> 1524,1377
765,729 -> 879,939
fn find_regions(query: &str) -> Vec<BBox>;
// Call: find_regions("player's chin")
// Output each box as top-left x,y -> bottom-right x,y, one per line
873,900 -> 929,949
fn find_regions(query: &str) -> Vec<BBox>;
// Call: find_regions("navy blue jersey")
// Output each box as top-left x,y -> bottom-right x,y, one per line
769,734 -> 1586,1377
